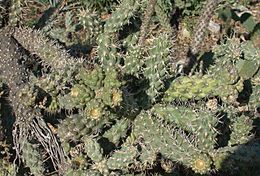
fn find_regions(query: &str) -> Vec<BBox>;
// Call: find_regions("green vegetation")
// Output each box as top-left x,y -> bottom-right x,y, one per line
0,0 -> 259,175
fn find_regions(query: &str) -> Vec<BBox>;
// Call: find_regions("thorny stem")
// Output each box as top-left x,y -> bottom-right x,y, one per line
138,0 -> 157,46
185,0 -> 221,74
190,0 -> 221,54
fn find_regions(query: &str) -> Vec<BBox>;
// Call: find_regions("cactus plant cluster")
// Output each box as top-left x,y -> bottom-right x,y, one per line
0,0 -> 259,175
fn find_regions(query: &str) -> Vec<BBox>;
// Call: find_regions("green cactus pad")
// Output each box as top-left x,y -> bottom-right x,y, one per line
83,136 -> 103,163
143,33 -> 171,100
133,111 -> 212,174
164,73 -> 243,103
107,140 -> 138,171
103,118 -> 130,146
228,115 -> 254,146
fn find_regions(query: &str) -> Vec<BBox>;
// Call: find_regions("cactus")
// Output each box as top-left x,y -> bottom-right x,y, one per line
58,84 -> 95,110
76,66 -> 104,90
249,72 -> 260,111
103,118 -> 130,146
152,104 -> 219,151
83,136 -> 103,163
190,0 -> 221,55
21,141 -> 45,175
13,27 -> 79,70
77,8 -> 102,39
123,46 -> 143,75
97,0 -> 141,71
228,114 -> 254,146
133,111 -> 212,174
85,99 -> 106,119
0,0 -> 259,175
107,136 -> 138,171
163,73 -> 243,103
143,33 -> 171,100
57,114 -> 107,143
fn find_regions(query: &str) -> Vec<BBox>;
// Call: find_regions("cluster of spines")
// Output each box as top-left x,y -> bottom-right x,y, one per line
103,118 -> 130,146
133,111 -> 212,174
190,0 -> 221,54
77,8 -> 102,42
143,33 -> 171,101
152,104 -> 219,151
97,0 -> 141,71
154,0 -> 173,32
228,114 -> 254,146
106,138 -> 138,171
13,27 -> 79,70
123,45 -> 143,75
